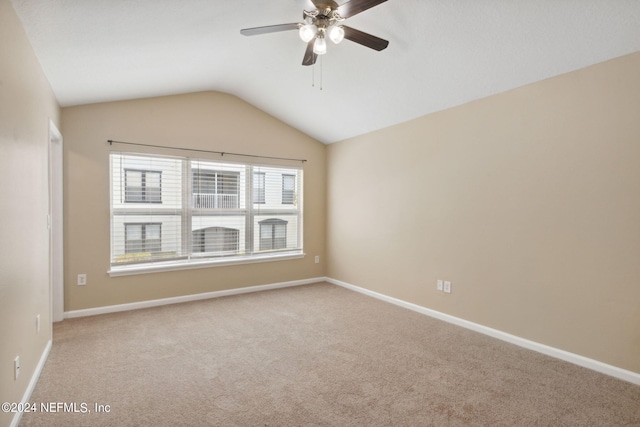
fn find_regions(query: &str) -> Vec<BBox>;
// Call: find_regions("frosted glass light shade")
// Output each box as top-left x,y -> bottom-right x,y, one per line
313,37 -> 327,55
299,24 -> 317,42
329,26 -> 345,44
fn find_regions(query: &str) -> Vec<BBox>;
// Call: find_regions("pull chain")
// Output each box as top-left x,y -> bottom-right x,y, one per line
320,55 -> 323,91
311,57 -> 324,90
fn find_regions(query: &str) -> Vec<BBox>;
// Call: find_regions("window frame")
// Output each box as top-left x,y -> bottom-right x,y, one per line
124,169 -> 162,204
192,169 -> 241,209
259,218 -> 288,251
192,226 -> 240,254
124,222 -> 162,254
109,152 -> 304,276
282,174 -> 296,205
253,172 -> 266,204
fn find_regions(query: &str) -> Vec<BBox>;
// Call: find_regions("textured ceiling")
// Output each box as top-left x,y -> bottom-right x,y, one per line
11,0 -> 640,144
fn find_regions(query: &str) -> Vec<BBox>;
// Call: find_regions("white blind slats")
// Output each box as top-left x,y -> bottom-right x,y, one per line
110,153 -> 302,267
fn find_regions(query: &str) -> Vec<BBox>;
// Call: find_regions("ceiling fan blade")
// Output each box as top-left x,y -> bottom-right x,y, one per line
310,1 -> 339,10
302,40 -> 318,66
240,23 -> 301,36
337,0 -> 388,19
342,26 -> 389,51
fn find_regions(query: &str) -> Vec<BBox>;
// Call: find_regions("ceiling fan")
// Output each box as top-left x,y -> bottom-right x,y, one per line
240,0 -> 389,66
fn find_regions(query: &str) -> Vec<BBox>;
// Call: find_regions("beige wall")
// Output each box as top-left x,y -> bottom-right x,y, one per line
62,92 -> 326,311
327,52 -> 640,374
3,2 -> 638,415
0,0 -> 61,424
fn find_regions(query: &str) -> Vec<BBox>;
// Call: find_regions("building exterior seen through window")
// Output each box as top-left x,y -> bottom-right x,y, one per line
192,227 -> 240,253
282,174 -> 296,205
259,218 -> 287,250
124,169 -> 162,203
192,169 -> 240,209
124,223 -> 161,253
253,172 -> 265,204
110,152 -> 302,267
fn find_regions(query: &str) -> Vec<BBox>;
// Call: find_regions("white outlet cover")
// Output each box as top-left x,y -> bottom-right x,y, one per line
14,356 -> 20,380
437,280 -> 443,291
444,281 -> 452,293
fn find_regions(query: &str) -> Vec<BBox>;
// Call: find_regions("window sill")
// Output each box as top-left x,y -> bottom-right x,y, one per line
108,251 -> 305,277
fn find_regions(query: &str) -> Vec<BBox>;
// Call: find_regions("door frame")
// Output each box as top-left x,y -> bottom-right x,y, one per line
49,119 -> 64,323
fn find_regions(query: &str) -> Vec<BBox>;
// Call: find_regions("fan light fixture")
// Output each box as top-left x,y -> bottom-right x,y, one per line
328,25 -> 345,44
299,24 -> 317,43
313,36 -> 327,55
240,0 -> 390,67
297,9 -> 346,55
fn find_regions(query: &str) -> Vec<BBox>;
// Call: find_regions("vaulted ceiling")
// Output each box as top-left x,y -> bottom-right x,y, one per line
11,0 -> 640,143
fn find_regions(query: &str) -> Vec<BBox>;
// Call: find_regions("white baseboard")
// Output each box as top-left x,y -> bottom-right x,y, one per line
64,277 -> 325,319
11,339 -> 52,427
61,275 -> 640,385
325,277 -> 640,386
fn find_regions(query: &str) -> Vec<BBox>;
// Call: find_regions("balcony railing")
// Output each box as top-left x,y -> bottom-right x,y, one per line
192,193 -> 239,209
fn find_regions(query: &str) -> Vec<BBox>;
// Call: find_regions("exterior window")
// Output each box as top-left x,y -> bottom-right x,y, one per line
192,170 -> 239,208
125,223 -> 161,254
125,169 -> 161,203
282,174 -> 295,204
253,172 -> 265,204
259,219 -> 287,250
110,152 -> 302,269
192,227 -> 239,253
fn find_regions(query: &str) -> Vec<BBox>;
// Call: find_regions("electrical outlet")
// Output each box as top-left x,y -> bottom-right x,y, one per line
77,274 -> 87,286
437,280 -> 443,291
14,356 -> 20,380
444,281 -> 452,294
36,314 -> 40,334
315,256 -> 320,264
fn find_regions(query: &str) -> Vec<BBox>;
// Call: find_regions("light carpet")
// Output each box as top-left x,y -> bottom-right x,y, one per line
21,282 -> 640,426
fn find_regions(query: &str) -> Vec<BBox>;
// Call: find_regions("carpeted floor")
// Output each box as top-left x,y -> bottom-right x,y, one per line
20,282 -> 640,426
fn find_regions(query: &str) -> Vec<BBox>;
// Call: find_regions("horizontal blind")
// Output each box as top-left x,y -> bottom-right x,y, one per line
111,153 -> 184,265
190,159 -> 247,259
110,152 -> 303,268
252,165 -> 302,253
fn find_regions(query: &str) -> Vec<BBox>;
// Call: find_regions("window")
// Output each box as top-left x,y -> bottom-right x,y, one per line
192,227 -> 239,254
253,172 -> 265,204
259,219 -> 287,251
125,169 -> 161,203
110,153 -> 303,271
125,223 -> 161,254
282,174 -> 295,204
192,169 -> 239,208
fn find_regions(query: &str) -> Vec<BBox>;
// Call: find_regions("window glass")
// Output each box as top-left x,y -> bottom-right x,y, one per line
110,153 -> 303,269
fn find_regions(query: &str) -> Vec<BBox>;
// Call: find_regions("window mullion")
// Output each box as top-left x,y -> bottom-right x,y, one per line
110,152 -> 302,270
213,171 -> 218,209
183,159 -> 192,259
245,164 -> 254,255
